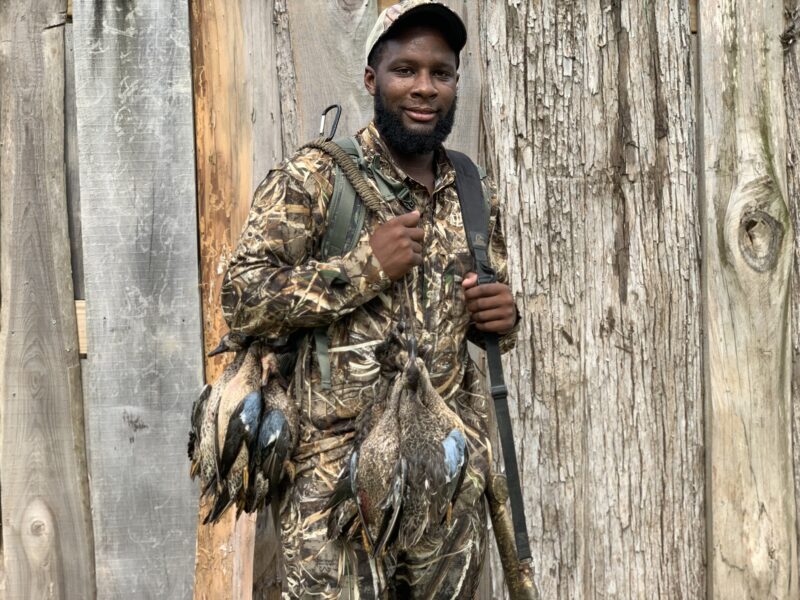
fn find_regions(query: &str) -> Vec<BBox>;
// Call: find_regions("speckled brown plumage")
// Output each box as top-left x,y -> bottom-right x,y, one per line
397,357 -> 468,550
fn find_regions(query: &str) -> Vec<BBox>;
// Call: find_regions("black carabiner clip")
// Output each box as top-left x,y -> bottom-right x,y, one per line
319,104 -> 342,141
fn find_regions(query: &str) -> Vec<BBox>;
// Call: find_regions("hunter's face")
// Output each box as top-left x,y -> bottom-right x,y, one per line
365,26 -> 459,151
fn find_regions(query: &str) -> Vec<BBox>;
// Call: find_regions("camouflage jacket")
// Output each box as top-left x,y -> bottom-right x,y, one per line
221,122 -> 517,434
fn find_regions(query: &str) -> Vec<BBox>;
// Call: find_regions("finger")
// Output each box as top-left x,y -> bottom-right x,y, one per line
409,241 -> 422,255
466,295 -> 511,314
463,284 -> 513,303
407,227 -> 425,242
461,272 -> 478,289
394,210 -> 421,226
469,306 -> 515,324
473,319 -> 515,334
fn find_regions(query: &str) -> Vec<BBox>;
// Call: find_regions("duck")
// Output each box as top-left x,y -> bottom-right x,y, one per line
326,336 -> 408,556
395,357 -> 469,550
243,349 -> 300,521
188,383 -> 212,471
202,341 -> 264,523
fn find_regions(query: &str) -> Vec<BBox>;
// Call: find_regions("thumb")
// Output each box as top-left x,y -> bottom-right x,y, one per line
462,272 -> 478,289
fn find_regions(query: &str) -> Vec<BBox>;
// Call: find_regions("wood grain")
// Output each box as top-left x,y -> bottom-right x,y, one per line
72,0 -> 204,597
786,0 -> 800,575
481,2 -> 704,597
700,1 -> 798,597
0,2 -> 95,598
286,0 -> 377,140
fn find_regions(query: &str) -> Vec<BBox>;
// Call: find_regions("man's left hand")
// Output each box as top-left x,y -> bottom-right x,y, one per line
462,272 -> 517,334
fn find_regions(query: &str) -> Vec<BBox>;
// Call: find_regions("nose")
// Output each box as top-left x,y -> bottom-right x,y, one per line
411,70 -> 437,98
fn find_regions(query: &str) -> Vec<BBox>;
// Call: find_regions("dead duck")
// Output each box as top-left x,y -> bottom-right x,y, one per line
326,345 -> 407,556
207,331 -> 253,357
188,383 -> 212,471
243,350 -> 299,520
396,357 -> 469,550
203,341 -> 264,523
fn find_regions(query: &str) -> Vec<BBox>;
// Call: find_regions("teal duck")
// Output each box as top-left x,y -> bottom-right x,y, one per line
195,341 -> 264,523
396,357 -> 469,550
243,350 -> 300,521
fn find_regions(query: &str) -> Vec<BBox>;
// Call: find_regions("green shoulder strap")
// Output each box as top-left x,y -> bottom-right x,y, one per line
315,137 -> 366,390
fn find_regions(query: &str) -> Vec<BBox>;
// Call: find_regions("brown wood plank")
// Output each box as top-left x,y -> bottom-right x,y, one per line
71,0 -> 204,597
699,0 -> 798,596
0,2 -> 95,598
190,0 -> 285,597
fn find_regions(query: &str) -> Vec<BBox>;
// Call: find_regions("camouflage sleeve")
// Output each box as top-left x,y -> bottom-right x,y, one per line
467,175 -> 520,354
221,149 -> 390,339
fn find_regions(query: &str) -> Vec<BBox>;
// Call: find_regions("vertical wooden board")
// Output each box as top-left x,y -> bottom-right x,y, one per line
190,0 -> 285,597
786,0 -> 800,561
71,1 -> 203,597
0,2 -> 96,599
481,1 -> 704,598
699,0 -> 798,598
439,0 -> 481,158
286,0 -> 377,141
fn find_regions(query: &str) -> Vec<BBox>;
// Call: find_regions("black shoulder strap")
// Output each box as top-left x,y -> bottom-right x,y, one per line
447,149 -> 532,564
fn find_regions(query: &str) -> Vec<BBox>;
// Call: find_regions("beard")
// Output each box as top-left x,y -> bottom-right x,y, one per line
373,87 -> 457,155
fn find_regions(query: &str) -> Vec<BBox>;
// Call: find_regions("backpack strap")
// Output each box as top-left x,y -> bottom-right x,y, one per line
312,136 -> 369,390
446,148 -> 532,564
320,137 -> 367,260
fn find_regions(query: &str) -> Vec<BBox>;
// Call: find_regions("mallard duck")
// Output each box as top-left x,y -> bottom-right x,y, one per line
396,357 -> 469,550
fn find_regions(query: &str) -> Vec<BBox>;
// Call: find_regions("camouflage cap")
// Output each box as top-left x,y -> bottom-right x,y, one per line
364,1 -> 467,66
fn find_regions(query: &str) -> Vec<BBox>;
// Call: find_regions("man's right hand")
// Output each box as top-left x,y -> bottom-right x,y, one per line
369,210 -> 424,281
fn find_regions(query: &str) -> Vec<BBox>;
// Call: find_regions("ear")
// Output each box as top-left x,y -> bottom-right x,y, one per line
364,66 -> 377,97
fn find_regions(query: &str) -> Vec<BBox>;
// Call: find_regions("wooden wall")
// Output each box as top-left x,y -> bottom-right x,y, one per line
2,1 -> 800,599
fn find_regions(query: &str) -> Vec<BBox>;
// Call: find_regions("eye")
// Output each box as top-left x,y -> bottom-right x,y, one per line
393,66 -> 413,76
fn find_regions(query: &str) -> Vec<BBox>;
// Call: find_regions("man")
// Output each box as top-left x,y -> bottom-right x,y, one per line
221,1 -> 517,597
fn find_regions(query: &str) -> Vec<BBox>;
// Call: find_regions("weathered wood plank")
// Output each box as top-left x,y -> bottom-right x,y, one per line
72,0 -> 203,597
0,2 -> 95,598
190,0 -> 285,596
699,0 -> 798,597
286,0 -> 377,141
438,0 -> 481,158
786,0 -> 800,568
481,2 -> 704,598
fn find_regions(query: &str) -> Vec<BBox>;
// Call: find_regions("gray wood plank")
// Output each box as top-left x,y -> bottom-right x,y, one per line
0,2 -> 96,598
441,0 -> 482,159
71,1 -> 203,597
286,0 -> 378,141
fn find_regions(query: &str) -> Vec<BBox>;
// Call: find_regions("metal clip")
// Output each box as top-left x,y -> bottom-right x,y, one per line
319,104 -> 342,141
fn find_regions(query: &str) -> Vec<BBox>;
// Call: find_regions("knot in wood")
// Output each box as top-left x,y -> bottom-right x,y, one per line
30,519 -> 47,536
738,209 -> 783,272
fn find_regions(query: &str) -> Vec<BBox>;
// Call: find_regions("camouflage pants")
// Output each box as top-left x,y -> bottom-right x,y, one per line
279,370 -> 492,599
